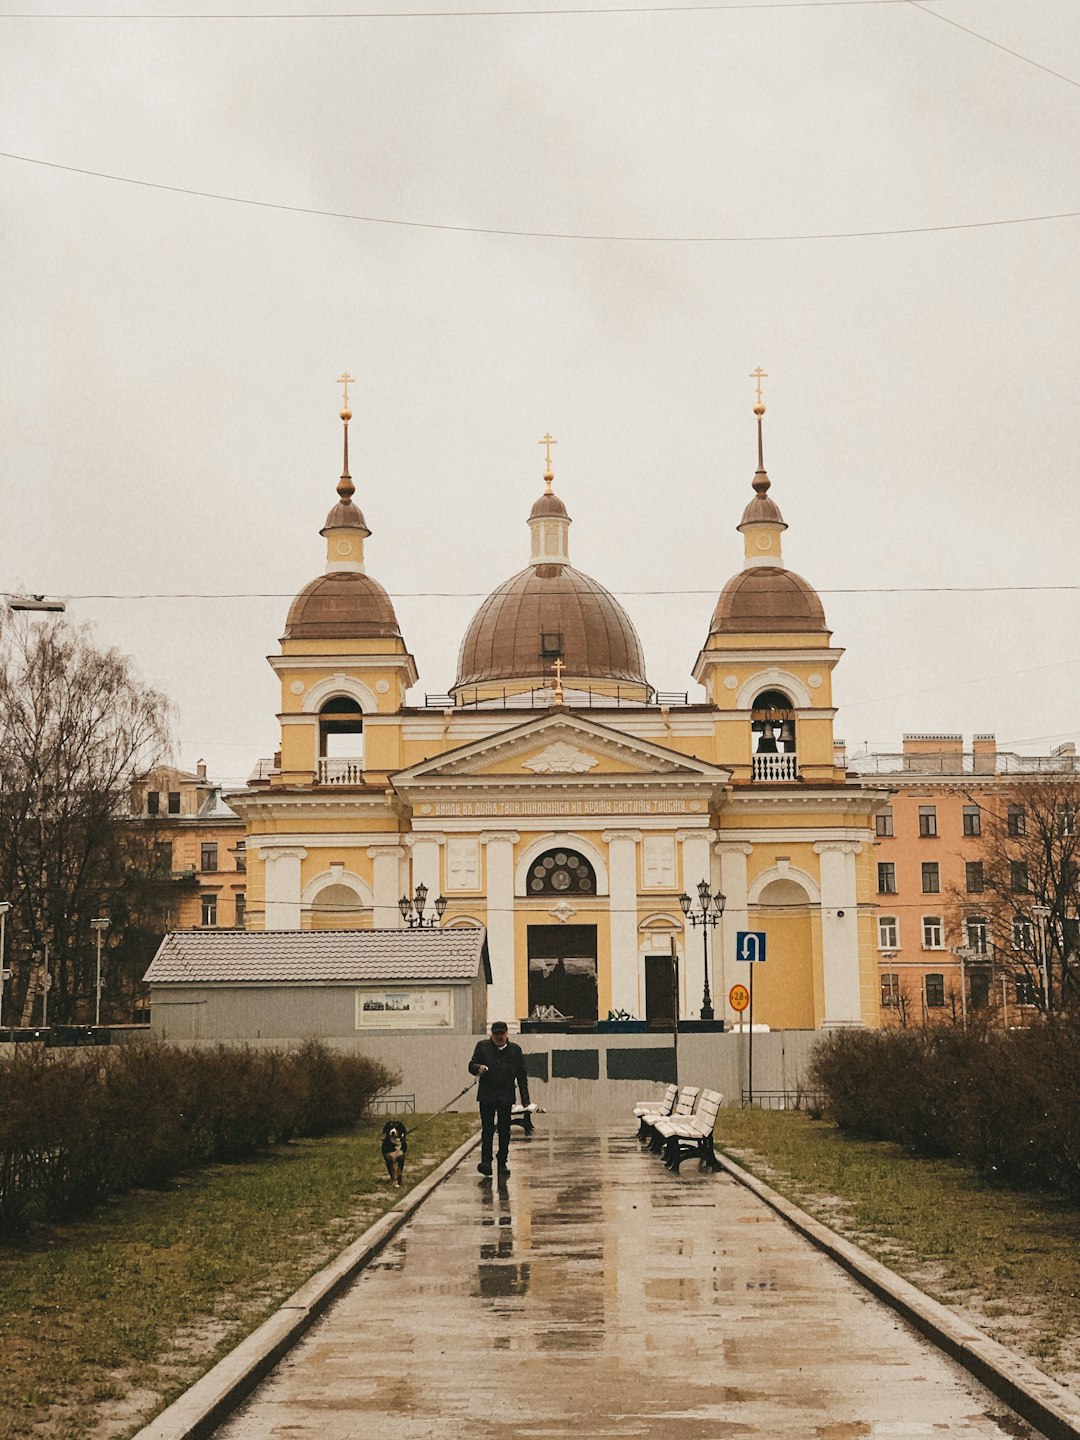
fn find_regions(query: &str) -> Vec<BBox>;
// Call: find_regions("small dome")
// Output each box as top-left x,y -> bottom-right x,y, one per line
711,566 -> 827,635
529,490 -> 569,520
454,564 -> 648,690
283,572 -> 401,642
321,499 -> 370,535
739,490 -> 786,527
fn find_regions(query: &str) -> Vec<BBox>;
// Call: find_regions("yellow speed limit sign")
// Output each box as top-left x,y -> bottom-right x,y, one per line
729,983 -> 750,1013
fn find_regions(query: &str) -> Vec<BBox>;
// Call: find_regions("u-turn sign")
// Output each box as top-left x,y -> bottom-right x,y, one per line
735,930 -> 767,963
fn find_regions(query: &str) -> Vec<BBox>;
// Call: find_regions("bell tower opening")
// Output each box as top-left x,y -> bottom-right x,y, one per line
751,689 -> 796,754
319,696 -> 364,784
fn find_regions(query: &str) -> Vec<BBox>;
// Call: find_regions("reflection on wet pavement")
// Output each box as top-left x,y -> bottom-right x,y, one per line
216,1125 -> 1038,1439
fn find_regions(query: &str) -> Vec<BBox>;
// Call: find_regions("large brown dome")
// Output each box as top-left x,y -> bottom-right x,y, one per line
454,564 -> 649,690
283,572 -> 402,642
711,567 -> 827,635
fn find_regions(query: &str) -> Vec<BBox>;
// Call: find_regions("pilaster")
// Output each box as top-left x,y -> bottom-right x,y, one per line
480,832 -> 520,1025
602,829 -> 642,1017
367,845 -> 407,928
258,846 -> 307,930
715,842 -> 753,1023
814,840 -> 863,1025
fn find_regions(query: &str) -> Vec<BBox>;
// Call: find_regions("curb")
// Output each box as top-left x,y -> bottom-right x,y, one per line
131,1128 -> 481,1440
717,1151 -> 1080,1440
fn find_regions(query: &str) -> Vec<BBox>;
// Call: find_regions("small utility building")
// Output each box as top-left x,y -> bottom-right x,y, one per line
143,928 -> 491,1042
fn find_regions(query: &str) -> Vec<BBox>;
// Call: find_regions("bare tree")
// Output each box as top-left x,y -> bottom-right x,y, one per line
0,615 -> 173,1024
948,777 -> 1080,1017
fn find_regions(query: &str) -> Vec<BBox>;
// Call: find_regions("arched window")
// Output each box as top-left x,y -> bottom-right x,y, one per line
527,848 -> 596,895
318,697 -> 364,784
751,688 -> 796,755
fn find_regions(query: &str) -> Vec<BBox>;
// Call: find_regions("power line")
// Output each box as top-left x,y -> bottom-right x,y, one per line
50,583 -> 1080,600
0,0 -> 944,16
905,0 -> 1080,93
3,150 -> 1078,242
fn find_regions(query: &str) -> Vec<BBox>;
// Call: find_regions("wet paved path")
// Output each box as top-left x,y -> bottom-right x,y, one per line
217,1125 -> 1036,1439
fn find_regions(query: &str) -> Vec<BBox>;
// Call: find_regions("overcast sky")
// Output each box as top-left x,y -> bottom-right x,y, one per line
2,0 -> 1078,787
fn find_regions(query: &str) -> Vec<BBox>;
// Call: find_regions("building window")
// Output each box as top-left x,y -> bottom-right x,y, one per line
963,805 -> 981,837
235,843 -> 247,874
153,841 -> 173,876
1012,915 -> 1032,951
966,916 -> 989,955
1007,804 -> 1026,837
880,972 -> 900,1007
167,791 -> 181,815
235,893 -> 246,928
969,970 -> 990,1009
319,696 -> 364,768
877,915 -> 899,949
527,848 -> 597,895
922,915 -> 943,949
1010,861 -> 1028,892
201,894 -> 218,926
877,862 -> 897,895
918,805 -> 938,837
1016,976 -> 1039,1006
921,862 -> 940,894
875,808 -> 894,837
146,790 -> 160,816
965,861 -> 984,893
201,842 -> 219,873
1060,805 -> 1076,837
925,973 -> 945,1007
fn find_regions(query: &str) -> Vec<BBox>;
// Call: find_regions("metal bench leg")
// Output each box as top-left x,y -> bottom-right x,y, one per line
701,1134 -> 721,1171
665,1137 -> 682,1173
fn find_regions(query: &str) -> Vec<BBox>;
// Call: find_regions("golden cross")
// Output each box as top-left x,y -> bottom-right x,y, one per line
337,371 -> 355,411
750,367 -> 768,407
539,432 -> 557,469
552,657 -> 565,703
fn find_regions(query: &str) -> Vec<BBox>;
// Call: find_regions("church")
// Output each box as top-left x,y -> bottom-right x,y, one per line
229,378 -> 888,1032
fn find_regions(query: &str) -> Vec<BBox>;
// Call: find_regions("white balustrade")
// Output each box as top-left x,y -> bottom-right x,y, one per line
318,756 -> 365,785
752,752 -> 798,781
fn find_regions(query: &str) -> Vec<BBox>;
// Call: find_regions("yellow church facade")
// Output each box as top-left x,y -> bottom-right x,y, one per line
230,384 -> 887,1032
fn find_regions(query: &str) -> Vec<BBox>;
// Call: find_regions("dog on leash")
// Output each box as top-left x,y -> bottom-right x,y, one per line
381,1120 -> 408,1187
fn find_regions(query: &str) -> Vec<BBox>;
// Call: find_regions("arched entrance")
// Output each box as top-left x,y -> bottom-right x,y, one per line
746,875 -> 817,1028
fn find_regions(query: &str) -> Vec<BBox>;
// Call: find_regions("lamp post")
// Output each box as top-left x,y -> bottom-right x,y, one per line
678,879 -> 726,1021
1031,904 -> 1052,1015
0,901 -> 10,1032
398,883 -> 447,929
90,917 -> 110,1026
953,945 -> 974,1029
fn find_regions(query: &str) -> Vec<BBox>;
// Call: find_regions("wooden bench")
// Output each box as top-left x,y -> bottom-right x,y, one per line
654,1087 -> 724,1172
633,1083 -> 678,1139
639,1085 -> 700,1149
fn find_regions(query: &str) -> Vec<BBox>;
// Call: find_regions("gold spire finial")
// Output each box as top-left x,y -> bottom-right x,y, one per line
336,372 -> 355,501
552,656 -> 565,706
539,431 -> 557,490
750,366 -> 768,416
337,371 -> 354,422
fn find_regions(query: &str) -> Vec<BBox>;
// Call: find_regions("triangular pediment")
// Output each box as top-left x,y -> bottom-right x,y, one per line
392,712 -> 731,786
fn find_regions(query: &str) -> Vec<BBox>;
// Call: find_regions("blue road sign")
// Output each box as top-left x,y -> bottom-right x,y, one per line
735,930 -> 767,963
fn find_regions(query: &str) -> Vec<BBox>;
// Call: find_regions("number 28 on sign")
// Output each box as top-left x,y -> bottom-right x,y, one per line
728,983 -> 750,1014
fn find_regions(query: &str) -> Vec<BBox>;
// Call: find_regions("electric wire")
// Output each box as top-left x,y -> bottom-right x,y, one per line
40,583 -> 1080,600
0,1 -> 960,17
2,150 -> 1078,242
904,0 -> 1080,93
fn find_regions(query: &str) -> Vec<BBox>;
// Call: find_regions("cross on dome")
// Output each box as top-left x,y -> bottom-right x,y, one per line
539,431 -> 557,489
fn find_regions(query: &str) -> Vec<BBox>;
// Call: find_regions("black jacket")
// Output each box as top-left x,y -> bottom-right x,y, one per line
469,1038 -> 530,1105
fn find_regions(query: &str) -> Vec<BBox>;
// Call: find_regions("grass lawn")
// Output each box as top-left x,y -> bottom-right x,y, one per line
0,1112 -> 477,1440
718,1108 -> 1080,1387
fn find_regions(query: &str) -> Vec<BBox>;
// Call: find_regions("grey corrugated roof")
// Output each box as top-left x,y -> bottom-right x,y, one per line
144,928 -> 490,985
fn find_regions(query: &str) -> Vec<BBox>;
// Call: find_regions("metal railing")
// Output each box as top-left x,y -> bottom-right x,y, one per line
752,752 -> 798,781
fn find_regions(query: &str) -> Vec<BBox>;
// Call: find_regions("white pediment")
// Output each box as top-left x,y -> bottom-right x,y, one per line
391,712 -> 732,786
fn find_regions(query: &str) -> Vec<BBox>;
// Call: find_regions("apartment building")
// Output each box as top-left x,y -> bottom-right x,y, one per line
133,763 -> 247,930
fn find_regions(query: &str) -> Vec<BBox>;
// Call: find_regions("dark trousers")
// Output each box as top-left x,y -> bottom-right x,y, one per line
479,1095 -> 513,1164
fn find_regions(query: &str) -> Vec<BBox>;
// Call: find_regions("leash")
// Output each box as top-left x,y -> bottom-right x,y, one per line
398,1077 -> 479,1137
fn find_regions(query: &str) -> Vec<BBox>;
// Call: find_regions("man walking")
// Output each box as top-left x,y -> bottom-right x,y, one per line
468,1021 -> 530,1178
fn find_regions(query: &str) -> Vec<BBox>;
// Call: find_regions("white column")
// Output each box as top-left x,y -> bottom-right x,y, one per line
259,847 -> 307,930
602,830 -> 641,1017
408,833 -> 444,907
480,831 -> 520,1025
815,841 -> 863,1025
715,843 -> 752,1024
368,845 -> 407,928
677,829 -> 716,1019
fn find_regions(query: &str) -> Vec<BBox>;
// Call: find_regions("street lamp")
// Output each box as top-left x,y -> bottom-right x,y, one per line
1031,904 -> 1052,1014
5,594 -> 66,612
90,917 -> 110,1026
398,883 -> 447,929
0,901 -> 10,1032
679,879 -> 726,1021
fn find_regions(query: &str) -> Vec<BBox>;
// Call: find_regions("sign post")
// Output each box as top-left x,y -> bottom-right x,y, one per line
735,931 -> 767,1107
670,935 -> 680,1087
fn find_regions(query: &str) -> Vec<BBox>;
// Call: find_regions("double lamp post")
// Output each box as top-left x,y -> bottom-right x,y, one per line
679,880 -> 726,1021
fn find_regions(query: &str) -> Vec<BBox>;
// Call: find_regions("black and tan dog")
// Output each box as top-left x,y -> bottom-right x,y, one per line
381,1120 -> 408,1187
